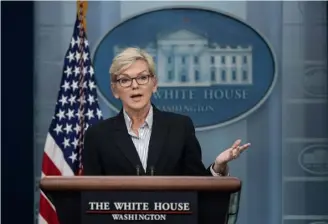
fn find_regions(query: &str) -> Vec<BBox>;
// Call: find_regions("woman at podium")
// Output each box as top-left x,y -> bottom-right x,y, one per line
82,47 -> 250,176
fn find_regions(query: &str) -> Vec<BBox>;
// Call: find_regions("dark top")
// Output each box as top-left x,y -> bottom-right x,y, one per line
82,105 -> 212,176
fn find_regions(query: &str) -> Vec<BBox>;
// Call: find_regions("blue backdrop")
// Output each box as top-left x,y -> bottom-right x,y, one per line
30,2 -> 328,224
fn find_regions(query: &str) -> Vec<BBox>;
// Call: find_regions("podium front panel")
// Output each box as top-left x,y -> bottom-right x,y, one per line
81,191 -> 198,224
45,180 -> 234,224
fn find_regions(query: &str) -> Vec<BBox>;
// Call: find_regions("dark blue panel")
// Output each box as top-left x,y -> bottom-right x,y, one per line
1,1 -> 34,224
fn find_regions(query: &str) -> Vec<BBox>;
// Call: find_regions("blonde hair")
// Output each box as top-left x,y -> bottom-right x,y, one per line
109,47 -> 156,82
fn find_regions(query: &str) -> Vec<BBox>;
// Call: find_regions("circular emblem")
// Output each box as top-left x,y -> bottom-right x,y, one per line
298,144 -> 328,175
303,64 -> 328,98
93,7 -> 277,130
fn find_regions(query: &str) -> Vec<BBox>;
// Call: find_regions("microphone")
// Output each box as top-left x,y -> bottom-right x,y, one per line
150,166 -> 155,176
136,165 -> 141,176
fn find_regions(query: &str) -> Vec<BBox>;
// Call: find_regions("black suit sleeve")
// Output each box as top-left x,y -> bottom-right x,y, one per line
82,127 -> 103,175
182,116 -> 212,176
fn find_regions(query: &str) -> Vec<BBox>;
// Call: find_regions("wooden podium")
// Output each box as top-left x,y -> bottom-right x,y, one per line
40,176 -> 241,224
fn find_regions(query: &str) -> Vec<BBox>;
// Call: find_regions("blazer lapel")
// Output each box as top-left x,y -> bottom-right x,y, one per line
146,107 -> 169,171
114,110 -> 145,174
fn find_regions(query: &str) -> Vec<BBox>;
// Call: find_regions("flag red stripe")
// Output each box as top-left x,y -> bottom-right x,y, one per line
39,193 -> 60,224
42,152 -> 62,176
40,152 -> 61,223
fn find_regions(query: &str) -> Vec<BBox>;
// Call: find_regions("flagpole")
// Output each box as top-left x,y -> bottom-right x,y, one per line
39,0 -> 103,222
77,0 -> 88,176
77,1 -> 88,31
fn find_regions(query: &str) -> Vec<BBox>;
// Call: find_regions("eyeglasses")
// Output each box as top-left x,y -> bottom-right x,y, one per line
115,74 -> 154,88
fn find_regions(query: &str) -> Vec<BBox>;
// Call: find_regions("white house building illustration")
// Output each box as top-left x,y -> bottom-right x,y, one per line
113,29 -> 253,87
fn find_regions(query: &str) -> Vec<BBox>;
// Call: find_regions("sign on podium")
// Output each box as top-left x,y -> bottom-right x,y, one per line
40,176 -> 241,224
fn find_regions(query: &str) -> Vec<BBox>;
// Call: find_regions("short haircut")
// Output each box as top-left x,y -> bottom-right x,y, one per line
109,47 -> 156,82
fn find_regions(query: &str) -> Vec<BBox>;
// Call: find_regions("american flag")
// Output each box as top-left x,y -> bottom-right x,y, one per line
38,13 -> 103,224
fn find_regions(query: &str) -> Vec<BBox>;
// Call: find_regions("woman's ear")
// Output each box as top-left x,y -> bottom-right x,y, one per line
111,83 -> 120,99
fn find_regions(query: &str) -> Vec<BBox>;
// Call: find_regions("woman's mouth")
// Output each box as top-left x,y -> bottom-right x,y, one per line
130,94 -> 143,101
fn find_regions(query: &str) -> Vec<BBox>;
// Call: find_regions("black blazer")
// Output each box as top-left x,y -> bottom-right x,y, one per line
82,106 -> 212,176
